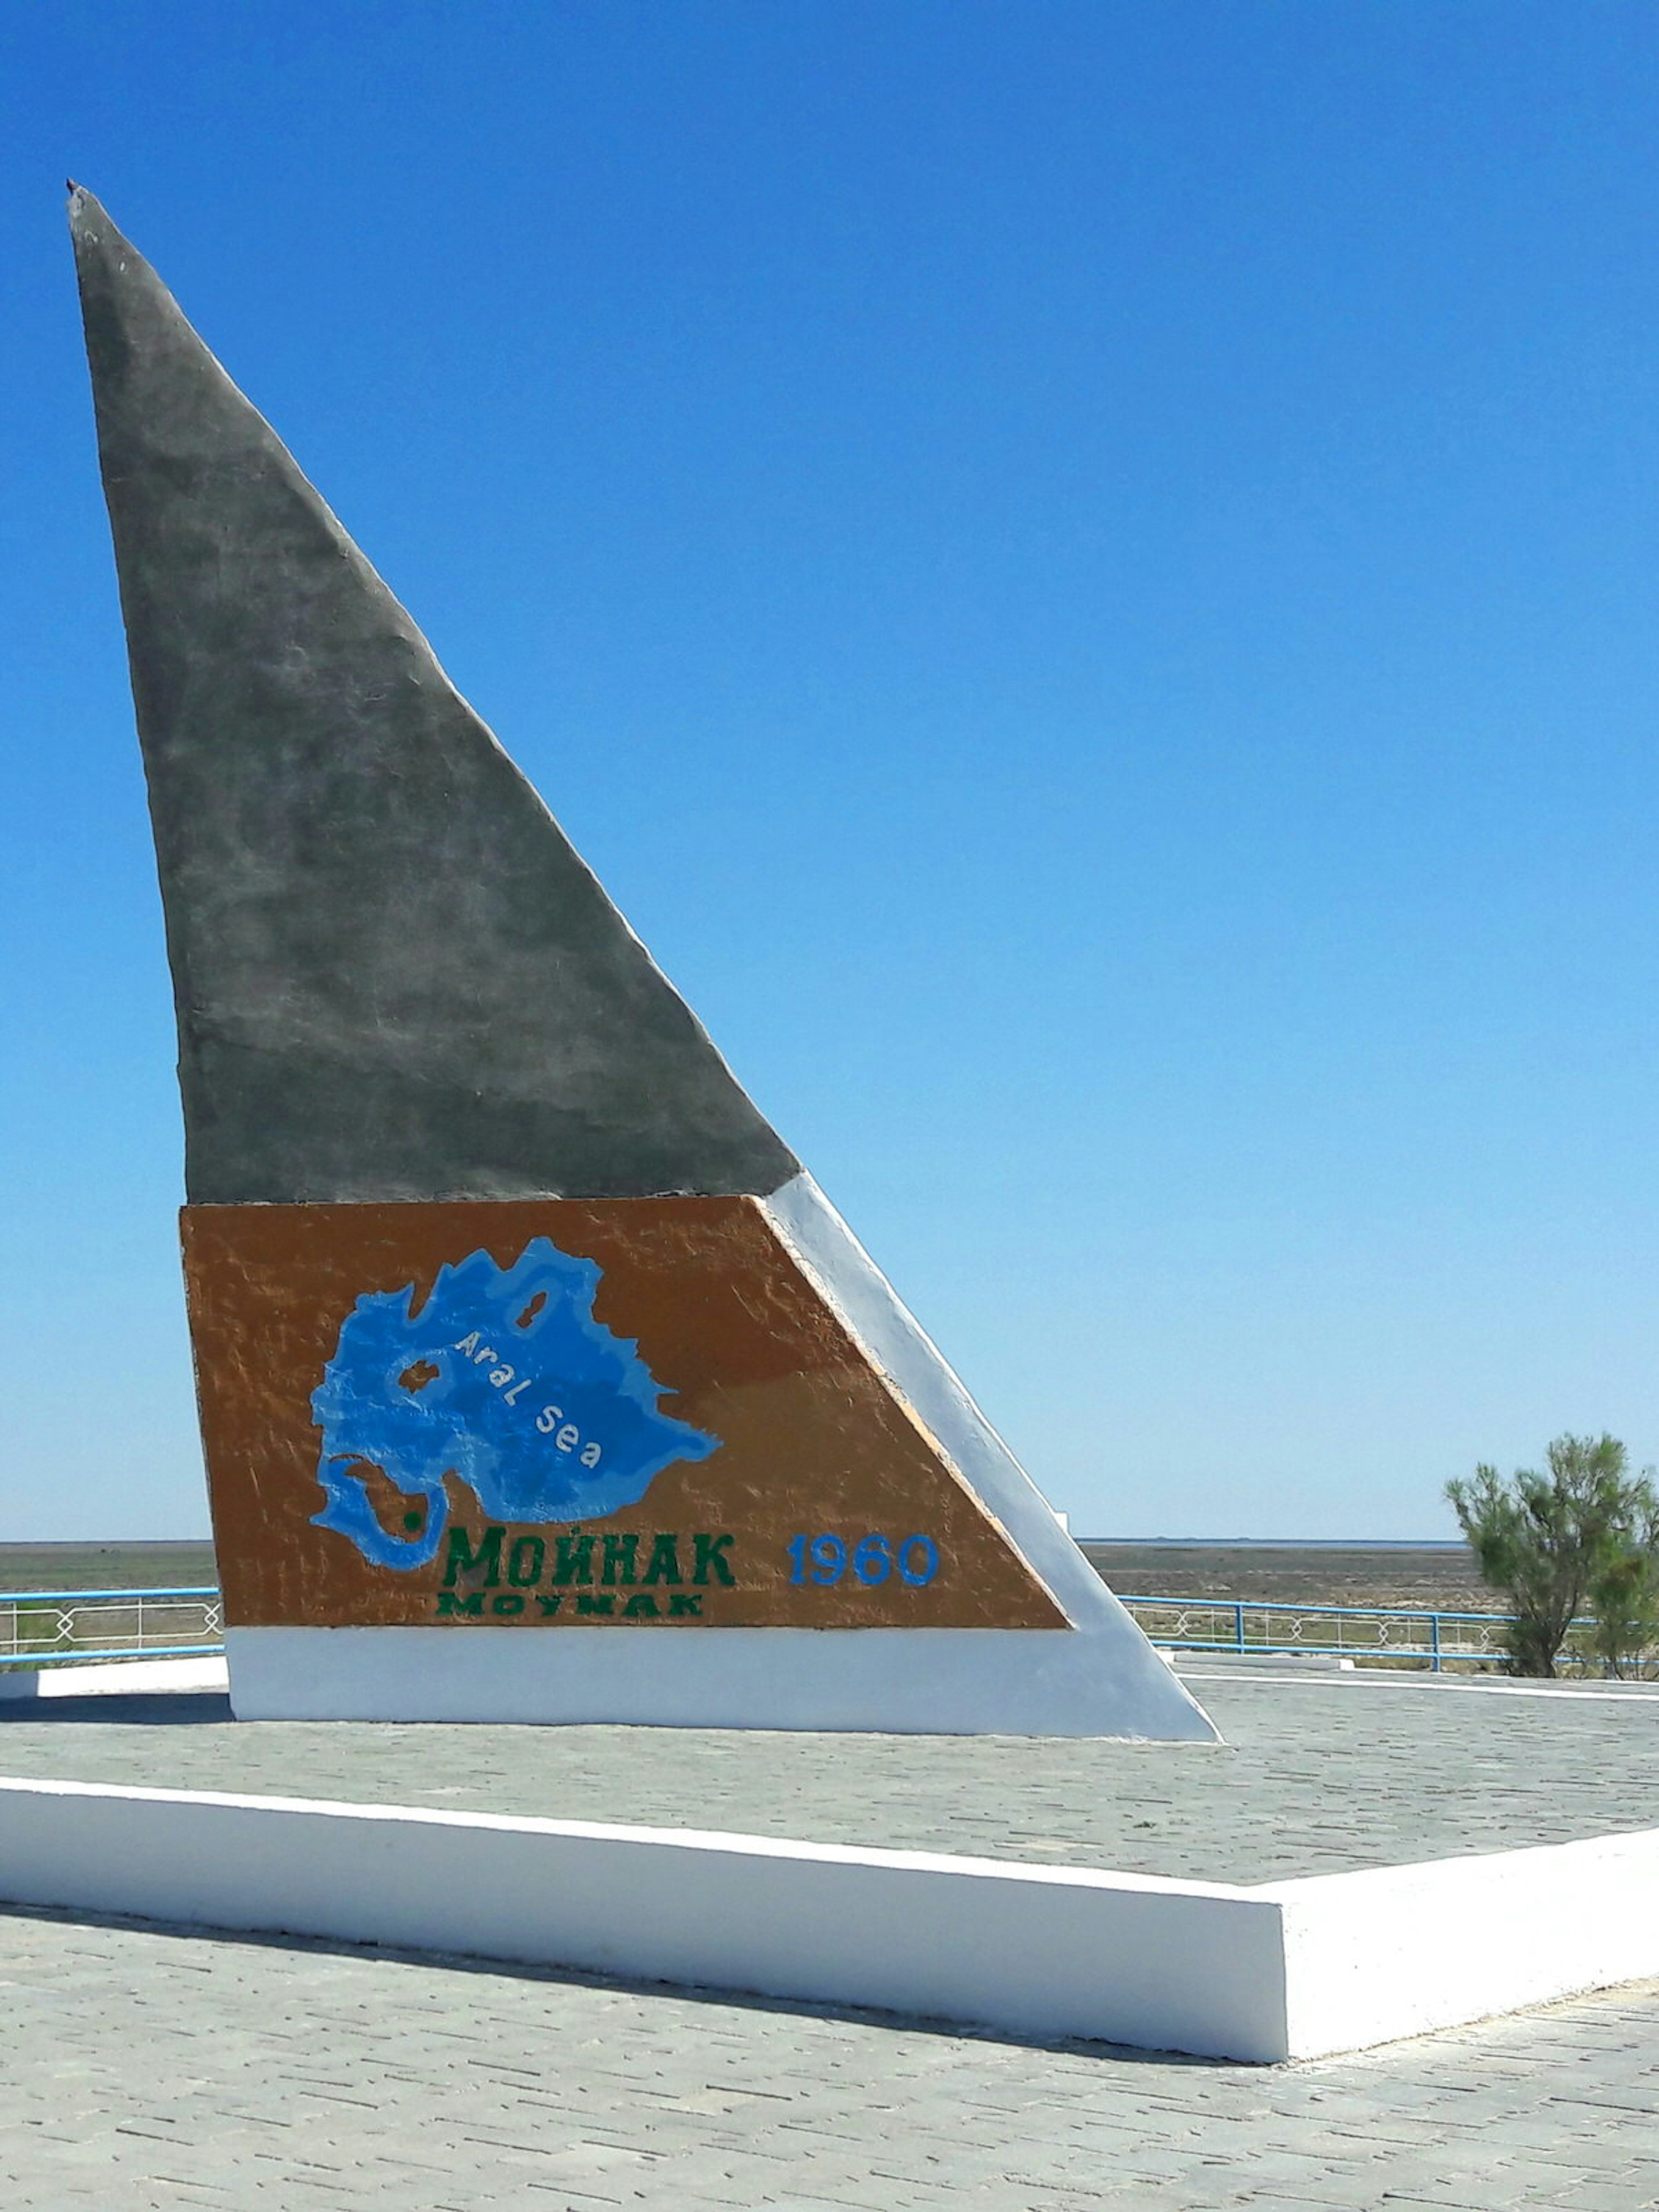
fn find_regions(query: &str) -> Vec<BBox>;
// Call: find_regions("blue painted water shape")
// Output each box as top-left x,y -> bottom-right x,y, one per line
310,1239 -> 720,1570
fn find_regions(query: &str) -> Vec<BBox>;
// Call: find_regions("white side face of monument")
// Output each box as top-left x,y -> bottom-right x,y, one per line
70,185 -> 1215,1742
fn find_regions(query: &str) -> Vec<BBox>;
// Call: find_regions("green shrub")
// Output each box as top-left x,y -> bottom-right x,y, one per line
1446,1433 -> 1659,1678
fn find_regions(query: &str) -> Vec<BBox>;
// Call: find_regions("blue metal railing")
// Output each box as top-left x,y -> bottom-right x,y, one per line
0,1586 -> 223,1669
0,1583 -> 1622,1677
1116,1593 -> 1601,1672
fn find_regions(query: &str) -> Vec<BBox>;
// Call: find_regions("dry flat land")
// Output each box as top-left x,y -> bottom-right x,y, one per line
0,1542 -> 216,1594
0,1538 -> 1493,1611
1081,1541 -> 1495,1613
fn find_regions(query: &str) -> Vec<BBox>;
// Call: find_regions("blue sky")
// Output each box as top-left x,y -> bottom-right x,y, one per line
3,3 -> 1657,1541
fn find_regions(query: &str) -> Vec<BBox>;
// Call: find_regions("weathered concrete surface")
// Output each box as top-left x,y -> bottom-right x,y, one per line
69,188 -> 798,1206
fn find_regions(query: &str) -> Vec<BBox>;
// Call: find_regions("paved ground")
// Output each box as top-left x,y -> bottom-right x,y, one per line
6,1672 -> 1659,2206
3,1670 -> 1659,1881
3,1901 -> 1656,2211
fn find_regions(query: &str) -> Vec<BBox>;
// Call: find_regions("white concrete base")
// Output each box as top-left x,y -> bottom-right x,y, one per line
1274,1829 -> 1659,2056
0,1656 -> 229,1700
225,1626 -> 1219,1740
0,1777 -> 1284,2059
0,1773 -> 1654,2062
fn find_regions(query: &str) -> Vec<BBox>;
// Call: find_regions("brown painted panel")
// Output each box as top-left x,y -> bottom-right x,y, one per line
181,1198 -> 1068,1631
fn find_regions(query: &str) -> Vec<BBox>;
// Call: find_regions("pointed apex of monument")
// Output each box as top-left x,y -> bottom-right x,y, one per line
66,182 -> 115,245
71,195 -> 800,1207
66,185 -> 113,268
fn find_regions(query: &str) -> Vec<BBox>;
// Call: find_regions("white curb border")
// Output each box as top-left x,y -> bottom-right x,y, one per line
0,1656 -> 229,1700
0,1776 -> 1655,2062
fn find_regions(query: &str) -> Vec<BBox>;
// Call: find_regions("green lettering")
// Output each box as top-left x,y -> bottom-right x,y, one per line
508,1536 -> 545,1587
668,1593 -> 703,1618
641,1533 -> 683,1586
623,1592 -> 660,1619
436,1590 -> 483,1618
576,1592 -> 614,1616
602,1533 -> 639,1586
692,1533 -> 736,1587
491,1592 -> 525,1617
553,1529 -> 595,1585
535,1593 -> 564,1618
442,1526 -> 503,1588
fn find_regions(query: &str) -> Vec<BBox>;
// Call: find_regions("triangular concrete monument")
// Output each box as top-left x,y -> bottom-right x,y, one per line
71,186 -> 1214,1739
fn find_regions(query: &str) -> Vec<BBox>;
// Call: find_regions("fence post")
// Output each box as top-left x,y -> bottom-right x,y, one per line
1235,1601 -> 1246,1653
1430,1612 -> 1441,1673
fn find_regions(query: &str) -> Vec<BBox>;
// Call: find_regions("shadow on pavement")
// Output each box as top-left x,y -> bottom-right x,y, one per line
0,1691 -> 234,1725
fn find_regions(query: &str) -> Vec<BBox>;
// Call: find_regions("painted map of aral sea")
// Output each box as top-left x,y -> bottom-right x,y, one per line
310,1239 -> 720,1569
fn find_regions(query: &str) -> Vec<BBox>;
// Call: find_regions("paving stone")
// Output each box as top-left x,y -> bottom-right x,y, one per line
1543,2187 -> 1659,2212
6,1662 -> 1659,2212
1,1670 -> 1658,1882
5,1901 -> 1658,2211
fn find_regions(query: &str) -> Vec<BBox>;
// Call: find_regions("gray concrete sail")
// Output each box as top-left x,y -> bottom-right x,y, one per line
70,188 -> 800,1207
